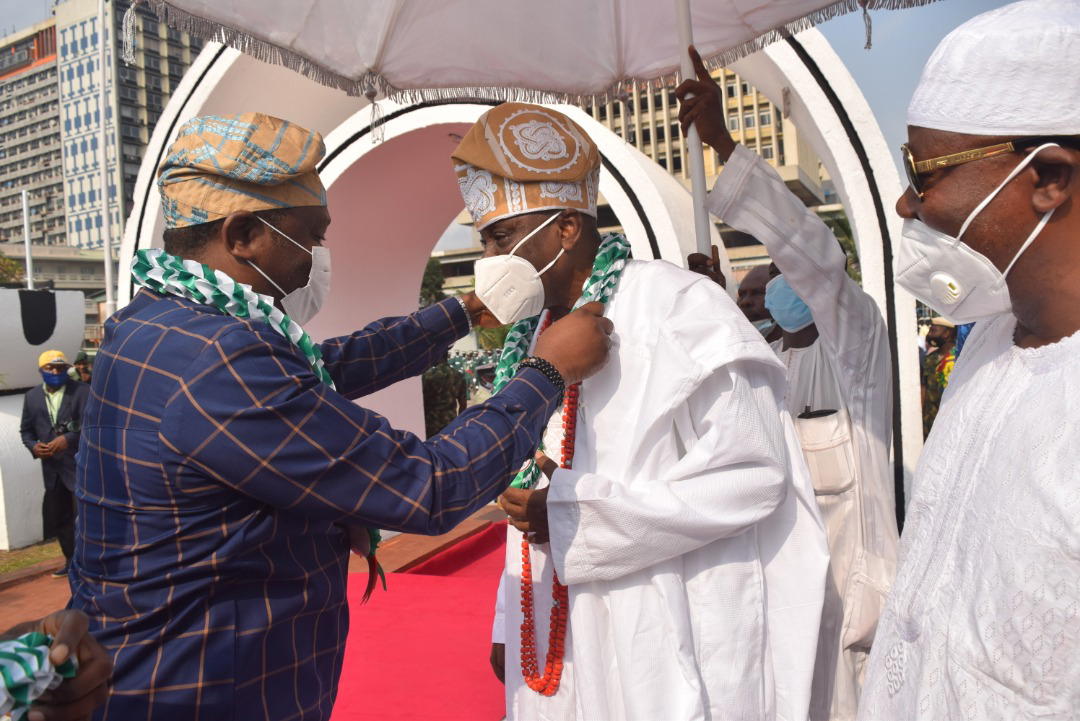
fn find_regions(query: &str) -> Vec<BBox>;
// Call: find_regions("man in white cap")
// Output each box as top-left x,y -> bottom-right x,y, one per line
854,1 -> 1080,717
456,102 -> 829,721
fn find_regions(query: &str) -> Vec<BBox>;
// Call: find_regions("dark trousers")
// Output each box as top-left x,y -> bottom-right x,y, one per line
42,484 -> 75,562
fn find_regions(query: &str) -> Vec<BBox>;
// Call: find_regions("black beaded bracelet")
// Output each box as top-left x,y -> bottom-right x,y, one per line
517,356 -> 566,395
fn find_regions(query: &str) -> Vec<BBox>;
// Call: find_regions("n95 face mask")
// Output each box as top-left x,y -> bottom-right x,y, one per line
473,212 -> 564,325
895,143 -> 1058,324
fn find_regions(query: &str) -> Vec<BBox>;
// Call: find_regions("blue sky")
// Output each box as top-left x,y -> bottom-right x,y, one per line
1,0 -> 53,37
818,0 -> 1012,170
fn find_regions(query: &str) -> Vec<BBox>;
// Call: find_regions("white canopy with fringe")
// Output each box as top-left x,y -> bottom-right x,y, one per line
134,0 -> 937,254
138,0 -> 935,104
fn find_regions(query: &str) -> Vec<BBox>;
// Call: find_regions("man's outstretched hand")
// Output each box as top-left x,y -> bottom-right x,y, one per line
1,609 -> 113,721
459,292 -> 503,329
676,45 -> 737,162
533,302 -> 614,386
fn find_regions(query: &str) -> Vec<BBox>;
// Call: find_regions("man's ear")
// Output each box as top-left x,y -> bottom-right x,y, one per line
1031,146 -> 1077,214
557,211 -> 584,251
221,211 -> 269,261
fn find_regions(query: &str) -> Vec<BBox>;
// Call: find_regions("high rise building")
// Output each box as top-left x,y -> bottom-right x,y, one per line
581,70 -> 828,205
581,69 -> 844,281
0,21 -> 65,246
55,0 -> 203,249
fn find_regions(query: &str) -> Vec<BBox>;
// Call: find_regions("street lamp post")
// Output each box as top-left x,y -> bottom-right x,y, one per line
98,0 -> 116,316
21,190 -> 34,289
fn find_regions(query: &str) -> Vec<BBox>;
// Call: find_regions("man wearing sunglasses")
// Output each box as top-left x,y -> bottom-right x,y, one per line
857,1 -> 1080,719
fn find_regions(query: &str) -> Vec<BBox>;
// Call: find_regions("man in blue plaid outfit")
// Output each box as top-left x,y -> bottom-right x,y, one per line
68,112 -> 612,720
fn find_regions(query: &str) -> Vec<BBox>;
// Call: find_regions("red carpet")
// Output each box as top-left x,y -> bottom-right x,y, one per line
331,522 -> 508,721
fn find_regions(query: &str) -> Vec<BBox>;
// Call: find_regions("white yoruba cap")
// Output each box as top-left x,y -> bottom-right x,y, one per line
907,0 -> 1080,136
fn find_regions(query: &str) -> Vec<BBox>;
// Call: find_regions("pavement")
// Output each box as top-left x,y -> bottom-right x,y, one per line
0,505 -> 505,633
0,569 -> 72,632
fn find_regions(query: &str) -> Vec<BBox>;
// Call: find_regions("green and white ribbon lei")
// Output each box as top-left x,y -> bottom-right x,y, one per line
131,248 -> 387,576
0,632 -> 78,720
131,248 -> 336,390
493,233 -> 631,490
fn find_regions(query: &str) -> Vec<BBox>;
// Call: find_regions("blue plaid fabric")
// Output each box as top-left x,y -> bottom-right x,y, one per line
69,290 -> 559,720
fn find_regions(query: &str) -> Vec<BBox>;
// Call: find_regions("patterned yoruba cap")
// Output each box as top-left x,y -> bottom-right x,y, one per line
451,103 -> 600,231
158,112 -> 327,229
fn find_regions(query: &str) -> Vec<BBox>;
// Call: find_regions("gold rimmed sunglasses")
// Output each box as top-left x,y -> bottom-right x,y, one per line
901,136 -> 1078,198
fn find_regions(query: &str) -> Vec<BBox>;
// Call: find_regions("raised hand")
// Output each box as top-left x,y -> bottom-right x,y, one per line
676,45 -> 736,162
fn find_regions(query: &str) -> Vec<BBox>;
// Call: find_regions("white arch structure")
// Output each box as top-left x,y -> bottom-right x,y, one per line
119,29 -> 920,517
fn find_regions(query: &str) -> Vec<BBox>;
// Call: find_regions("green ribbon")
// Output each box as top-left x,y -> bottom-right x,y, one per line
492,233 -> 631,489
132,248 -> 336,389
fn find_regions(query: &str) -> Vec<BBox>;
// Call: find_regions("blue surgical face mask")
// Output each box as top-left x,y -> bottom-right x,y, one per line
41,370 -> 67,388
752,318 -> 776,337
764,275 -> 814,333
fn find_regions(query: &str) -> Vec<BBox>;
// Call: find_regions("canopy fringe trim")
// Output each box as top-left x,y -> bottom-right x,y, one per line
148,0 -> 941,107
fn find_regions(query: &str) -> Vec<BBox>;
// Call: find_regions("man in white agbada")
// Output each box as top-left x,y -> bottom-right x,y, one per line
450,102 -> 829,720
679,47 -> 900,721
855,1 -> 1077,717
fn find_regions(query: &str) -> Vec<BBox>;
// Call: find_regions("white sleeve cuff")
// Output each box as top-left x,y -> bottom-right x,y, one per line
546,467 -> 589,584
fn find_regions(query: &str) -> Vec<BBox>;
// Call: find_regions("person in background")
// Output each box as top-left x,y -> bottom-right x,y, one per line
954,321 -> 974,355
422,353 -> 469,437
689,249 -> 782,342
69,352 -> 92,384
19,350 -> 89,578
680,44 -> 899,721
920,317 -> 957,438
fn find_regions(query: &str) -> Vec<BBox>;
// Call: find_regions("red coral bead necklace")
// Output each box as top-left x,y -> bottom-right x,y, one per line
519,312 -> 576,696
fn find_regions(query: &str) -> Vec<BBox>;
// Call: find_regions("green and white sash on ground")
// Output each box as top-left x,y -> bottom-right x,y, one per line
491,233 -> 631,490
0,632 -> 77,721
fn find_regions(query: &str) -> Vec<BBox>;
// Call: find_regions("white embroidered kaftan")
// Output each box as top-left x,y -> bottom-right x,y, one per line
707,144 -> 900,721
858,314 -> 1080,719
493,260 -> 829,720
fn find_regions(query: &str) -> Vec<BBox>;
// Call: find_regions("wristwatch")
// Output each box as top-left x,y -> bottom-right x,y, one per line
516,356 -> 565,394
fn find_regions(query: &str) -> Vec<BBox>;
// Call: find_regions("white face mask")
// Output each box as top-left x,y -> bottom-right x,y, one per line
473,212 -> 564,325
247,216 -> 331,325
895,143 -> 1058,324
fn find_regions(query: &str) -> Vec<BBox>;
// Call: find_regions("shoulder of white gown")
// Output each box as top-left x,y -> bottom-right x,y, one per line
613,259 -> 784,377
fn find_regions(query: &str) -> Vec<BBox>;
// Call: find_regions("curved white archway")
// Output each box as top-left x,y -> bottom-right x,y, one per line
119,29 -> 920,515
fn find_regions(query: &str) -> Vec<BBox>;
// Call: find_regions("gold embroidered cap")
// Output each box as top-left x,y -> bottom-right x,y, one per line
158,112 -> 327,229
451,103 -> 600,230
